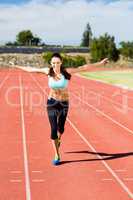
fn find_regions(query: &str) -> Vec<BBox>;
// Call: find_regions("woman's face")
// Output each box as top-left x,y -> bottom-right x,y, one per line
51,57 -> 62,74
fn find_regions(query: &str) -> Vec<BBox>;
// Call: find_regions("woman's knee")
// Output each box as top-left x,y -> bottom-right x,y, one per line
58,126 -> 64,134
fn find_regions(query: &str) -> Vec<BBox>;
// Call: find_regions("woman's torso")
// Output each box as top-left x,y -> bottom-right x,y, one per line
48,73 -> 69,101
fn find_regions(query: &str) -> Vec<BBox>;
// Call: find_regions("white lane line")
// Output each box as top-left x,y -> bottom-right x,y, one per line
67,118 -> 133,199
30,74 -> 133,199
114,169 -> 127,172
10,171 -> 22,174
19,76 -> 31,200
32,171 -> 43,173
0,74 -> 10,89
102,178 -> 113,181
10,180 -> 22,183
9,140 -> 36,144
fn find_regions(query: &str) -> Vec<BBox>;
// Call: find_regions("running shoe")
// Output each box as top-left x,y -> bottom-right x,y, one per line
52,154 -> 60,165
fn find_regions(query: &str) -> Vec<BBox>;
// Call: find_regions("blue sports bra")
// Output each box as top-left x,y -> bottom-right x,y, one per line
48,74 -> 68,89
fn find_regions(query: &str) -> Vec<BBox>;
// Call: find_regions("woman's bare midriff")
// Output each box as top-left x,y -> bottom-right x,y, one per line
48,88 -> 69,101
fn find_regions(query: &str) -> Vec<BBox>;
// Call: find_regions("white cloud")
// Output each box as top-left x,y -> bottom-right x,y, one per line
0,0 -> 132,45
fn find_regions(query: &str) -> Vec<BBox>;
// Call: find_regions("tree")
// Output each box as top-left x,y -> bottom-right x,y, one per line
90,33 -> 119,62
81,23 -> 92,47
16,30 -> 34,46
31,36 -> 41,46
119,41 -> 133,59
6,41 -> 18,46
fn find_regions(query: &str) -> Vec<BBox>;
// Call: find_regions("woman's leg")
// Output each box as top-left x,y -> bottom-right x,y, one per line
52,139 -> 60,157
47,99 -> 60,160
57,101 -> 69,141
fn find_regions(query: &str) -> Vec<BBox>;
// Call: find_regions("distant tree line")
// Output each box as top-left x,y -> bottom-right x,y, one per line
5,24 -> 133,63
80,23 -> 133,62
6,30 -> 44,46
119,41 -> 133,60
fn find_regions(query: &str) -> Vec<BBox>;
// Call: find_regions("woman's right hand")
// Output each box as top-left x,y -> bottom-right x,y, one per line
9,61 -> 15,67
9,61 -> 19,68
9,62 -> 22,69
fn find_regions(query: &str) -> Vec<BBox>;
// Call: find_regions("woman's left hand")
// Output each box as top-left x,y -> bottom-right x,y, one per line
99,58 -> 109,66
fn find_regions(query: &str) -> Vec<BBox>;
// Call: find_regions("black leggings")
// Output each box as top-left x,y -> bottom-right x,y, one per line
47,98 -> 69,140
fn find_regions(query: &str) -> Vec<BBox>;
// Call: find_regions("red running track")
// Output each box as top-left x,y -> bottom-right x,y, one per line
0,68 -> 132,200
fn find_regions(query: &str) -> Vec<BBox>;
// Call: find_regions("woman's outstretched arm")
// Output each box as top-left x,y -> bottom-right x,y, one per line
10,63 -> 49,75
67,58 -> 109,74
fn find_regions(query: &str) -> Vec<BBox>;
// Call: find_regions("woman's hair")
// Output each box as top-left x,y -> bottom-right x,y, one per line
48,53 -> 71,80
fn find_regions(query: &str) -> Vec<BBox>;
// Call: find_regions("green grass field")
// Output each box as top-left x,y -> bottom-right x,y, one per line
80,70 -> 133,89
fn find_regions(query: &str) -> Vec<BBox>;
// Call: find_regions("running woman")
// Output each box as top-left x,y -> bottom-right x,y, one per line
12,53 -> 108,165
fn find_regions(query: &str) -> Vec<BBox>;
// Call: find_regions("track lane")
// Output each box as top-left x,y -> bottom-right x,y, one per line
27,72 -> 132,198
73,75 -> 133,108
0,71 -> 26,199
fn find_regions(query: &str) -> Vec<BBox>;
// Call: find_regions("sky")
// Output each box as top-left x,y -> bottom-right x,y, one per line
0,0 -> 132,45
